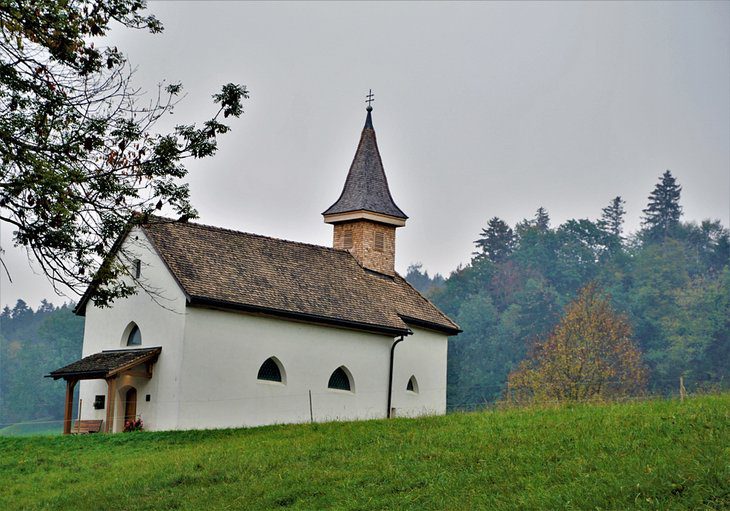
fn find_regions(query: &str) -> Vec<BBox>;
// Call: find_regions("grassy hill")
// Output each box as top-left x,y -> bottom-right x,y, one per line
1,395 -> 728,510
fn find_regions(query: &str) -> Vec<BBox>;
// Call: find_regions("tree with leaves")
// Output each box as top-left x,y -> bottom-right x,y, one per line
506,283 -> 647,404
473,217 -> 515,263
642,170 -> 682,240
0,1 -> 247,306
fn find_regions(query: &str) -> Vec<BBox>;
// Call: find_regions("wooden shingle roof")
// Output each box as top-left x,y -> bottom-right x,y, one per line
140,219 -> 459,336
322,108 -> 407,221
47,347 -> 161,380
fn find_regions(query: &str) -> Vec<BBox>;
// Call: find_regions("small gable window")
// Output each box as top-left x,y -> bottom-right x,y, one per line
127,325 -> 142,346
257,357 -> 284,383
328,366 -> 352,392
407,375 -> 419,394
132,259 -> 141,278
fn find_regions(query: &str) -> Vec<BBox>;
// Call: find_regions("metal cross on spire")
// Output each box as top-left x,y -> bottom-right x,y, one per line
365,89 -> 374,110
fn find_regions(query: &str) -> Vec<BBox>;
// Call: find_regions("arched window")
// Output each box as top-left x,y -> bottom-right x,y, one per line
328,366 -> 353,392
257,357 -> 284,383
127,325 -> 141,346
407,375 -> 419,394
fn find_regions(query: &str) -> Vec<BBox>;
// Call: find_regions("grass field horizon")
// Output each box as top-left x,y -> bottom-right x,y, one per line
1,394 -> 728,510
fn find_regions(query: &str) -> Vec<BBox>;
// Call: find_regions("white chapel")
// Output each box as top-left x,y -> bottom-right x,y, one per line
49,104 -> 460,433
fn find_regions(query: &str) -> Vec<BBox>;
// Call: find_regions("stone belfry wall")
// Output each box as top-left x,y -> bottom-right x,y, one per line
333,221 -> 396,276
324,103 -> 407,279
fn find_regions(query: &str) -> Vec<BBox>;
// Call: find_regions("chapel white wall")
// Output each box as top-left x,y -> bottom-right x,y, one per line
390,326 -> 448,417
77,227 -> 187,432
176,309 -> 448,430
177,308 -> 395,429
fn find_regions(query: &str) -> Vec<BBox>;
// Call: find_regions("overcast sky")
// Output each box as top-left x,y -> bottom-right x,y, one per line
2,1 -> 729,309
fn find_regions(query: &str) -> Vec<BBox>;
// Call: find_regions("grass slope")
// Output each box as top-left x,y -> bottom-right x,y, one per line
0,419 -> 62,437
1,395 -> 728,510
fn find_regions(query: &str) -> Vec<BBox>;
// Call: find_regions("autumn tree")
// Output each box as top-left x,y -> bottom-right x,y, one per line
0,1 -> 247,305
506,283 -> 647,404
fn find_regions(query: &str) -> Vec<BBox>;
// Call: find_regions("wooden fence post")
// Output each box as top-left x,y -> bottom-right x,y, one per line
679,376 -> 686,402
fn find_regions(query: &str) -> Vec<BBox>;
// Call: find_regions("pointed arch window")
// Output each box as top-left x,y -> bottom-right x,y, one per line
257,357 -> 284,383
406,375 -> 418,394
328,366 -> 352,392
127,325 -> 142,346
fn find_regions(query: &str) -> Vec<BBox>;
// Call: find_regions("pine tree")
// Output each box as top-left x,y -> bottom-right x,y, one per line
474,217 -> 515,263
535,207 -> 550,232
599,196 -> 626,238
642,170 -> 682,240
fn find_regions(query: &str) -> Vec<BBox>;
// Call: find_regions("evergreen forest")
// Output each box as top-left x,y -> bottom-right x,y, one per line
407,171 -> 730,408
0,301 -> 82,426
0,170 -> 728,426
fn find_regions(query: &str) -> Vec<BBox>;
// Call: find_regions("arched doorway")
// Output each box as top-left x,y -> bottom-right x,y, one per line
124,387 -> 137,424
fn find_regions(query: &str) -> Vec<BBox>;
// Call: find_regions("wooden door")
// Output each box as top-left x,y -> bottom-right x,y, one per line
124,388 -> 137,423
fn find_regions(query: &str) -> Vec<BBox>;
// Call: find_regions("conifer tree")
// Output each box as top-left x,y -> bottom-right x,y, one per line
642,170 -> 682,240
473,217 -> 515,263
535,207 -> 550,232
599,196 -> 626,238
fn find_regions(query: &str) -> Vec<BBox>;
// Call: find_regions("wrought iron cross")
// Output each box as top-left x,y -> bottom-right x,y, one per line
366,89 -> 375,108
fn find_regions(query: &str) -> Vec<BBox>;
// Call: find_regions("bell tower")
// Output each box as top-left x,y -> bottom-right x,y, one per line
323,95 -> 407,276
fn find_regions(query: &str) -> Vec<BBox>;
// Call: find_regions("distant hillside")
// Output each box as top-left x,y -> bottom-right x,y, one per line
0,301 -> 83,425
1,394 -> 727,510
407,173 -> 730,408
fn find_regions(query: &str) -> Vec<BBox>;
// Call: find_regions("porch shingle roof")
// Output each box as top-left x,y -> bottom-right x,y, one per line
47,347 -> 161,380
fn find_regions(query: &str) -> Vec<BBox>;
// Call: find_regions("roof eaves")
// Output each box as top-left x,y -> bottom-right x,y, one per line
398,315 -> 462,336
189,295 -> 411,337
394,274 -> 461,332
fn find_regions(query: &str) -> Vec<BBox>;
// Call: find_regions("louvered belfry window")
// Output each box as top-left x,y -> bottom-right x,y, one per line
328,367 -> 351,391
257,358 -> 282,382
374,231 -> 385,252
343,229 -> 353,249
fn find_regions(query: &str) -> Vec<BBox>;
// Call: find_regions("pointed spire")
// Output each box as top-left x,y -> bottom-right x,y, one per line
323,102 -> 407,224
364,89 -> 374,129
364,106 -> 373,129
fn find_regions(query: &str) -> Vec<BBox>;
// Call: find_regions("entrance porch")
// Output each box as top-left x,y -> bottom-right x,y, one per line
47,347 -> 161,434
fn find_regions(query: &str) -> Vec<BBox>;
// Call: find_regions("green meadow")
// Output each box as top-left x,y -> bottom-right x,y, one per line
1,394 -> 728,510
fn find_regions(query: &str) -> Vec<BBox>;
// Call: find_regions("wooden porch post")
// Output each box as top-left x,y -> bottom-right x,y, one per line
63,379 -> 77,435
105,377 -> 117,433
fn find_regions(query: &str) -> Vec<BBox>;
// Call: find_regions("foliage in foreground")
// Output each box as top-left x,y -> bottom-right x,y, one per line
0,394 -> 728,510
0,0 -> 247,304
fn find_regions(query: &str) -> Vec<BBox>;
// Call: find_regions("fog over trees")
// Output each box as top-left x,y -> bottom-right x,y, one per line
407,170 -> 730,407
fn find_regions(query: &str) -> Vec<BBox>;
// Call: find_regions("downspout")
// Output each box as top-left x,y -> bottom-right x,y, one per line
387,335 -> 406,418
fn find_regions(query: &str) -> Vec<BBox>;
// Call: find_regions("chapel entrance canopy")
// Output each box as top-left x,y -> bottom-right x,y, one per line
47,347 -> 161,434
